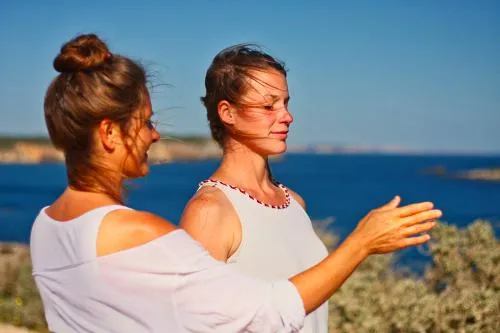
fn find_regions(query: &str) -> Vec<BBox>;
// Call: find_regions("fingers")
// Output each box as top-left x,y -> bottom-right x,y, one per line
402,220 -> 436,237
400,209 -> 442,226
378,195 -> 401,211
392,201 -> 434,218
397,234 -> 431,249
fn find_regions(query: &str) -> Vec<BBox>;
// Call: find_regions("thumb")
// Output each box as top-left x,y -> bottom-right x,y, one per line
379,195 -> 401,211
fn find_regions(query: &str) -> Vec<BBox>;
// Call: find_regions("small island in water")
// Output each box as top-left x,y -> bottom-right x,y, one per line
422,165 -> 500,182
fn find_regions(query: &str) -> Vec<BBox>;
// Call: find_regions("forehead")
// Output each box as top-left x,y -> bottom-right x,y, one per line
144,99 -> 153,117
132,93 -> 153,119
244,69 -> 288,99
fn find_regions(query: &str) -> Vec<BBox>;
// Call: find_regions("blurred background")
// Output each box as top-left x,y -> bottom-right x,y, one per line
0,1 -> 499,332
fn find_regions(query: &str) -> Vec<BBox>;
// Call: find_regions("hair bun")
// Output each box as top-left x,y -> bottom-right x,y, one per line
53,34 -> 112,73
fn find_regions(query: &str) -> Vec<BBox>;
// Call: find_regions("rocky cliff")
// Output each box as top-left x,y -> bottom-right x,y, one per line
0,140 -> 222,164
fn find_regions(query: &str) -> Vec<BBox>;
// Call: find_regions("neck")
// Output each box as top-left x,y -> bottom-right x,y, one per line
66,186 -> 120,203
215,138 -> 273,189
67,164 -> 125,204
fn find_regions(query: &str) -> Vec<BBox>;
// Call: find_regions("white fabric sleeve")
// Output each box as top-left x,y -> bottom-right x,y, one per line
171,231 -> 305,333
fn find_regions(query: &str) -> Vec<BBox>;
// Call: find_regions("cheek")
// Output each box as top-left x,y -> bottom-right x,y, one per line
240,111 -> 276,130
136,129 -> 152,147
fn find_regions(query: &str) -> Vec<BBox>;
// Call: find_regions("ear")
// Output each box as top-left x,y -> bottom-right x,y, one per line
217,100 -> 236,126
98,119 -> 120,151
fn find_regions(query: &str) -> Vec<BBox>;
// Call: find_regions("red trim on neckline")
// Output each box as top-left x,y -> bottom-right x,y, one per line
199,179 -> 291,209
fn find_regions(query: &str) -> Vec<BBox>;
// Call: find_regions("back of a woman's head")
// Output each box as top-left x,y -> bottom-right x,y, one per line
201,44 -> 287,146
44,33 -> 148,202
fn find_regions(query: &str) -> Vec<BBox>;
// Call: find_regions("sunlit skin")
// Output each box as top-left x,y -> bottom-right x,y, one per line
179,65 -> 442,303
41,37 -> 442,322
45,95 -> 160,222
180,68 -> 306,261
38,35 -> 441,326
121,97 -> 160,178
223,68 -> 293,157
214,68 -> 296,206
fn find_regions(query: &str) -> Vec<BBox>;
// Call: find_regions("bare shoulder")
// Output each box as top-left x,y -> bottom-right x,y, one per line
97,209 -> 177,257
180,186 -> 240,261
180,186 -> 235,229
286,187 -> 307,210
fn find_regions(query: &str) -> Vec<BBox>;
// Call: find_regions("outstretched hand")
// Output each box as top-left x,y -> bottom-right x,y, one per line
351,196 -> 442,255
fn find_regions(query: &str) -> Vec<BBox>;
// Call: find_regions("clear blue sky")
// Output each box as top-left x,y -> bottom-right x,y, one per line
1,0 -> 499,152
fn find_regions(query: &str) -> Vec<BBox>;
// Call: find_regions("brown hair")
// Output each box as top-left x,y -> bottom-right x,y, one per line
201,44 -> 287,147
44,34 -> 149,203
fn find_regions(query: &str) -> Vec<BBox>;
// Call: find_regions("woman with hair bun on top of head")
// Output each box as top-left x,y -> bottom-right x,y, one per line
30,34 -> 441,333
180,44 -> 443,333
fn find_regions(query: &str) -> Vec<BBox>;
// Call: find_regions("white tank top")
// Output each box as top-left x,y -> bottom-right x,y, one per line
198,179 -> 329,333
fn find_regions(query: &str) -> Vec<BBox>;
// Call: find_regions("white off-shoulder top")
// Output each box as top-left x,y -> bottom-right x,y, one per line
30,205 -> 305,333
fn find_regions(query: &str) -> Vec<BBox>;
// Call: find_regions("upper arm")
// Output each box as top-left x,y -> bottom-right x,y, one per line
97,210 -> 177,257
288,188 -> 307,211
180,187 -> 240,262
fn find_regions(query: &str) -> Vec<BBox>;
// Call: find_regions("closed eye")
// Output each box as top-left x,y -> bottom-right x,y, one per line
145,119 -> 158,130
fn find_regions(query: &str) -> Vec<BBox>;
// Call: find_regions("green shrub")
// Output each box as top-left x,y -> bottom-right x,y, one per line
0,245 -> 48,332
326,220 -> 500,333
0,220 -> 498,332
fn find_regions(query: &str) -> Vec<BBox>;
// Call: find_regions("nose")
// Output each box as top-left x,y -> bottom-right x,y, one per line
281,107 -> 293,125
152,128 -> 161,143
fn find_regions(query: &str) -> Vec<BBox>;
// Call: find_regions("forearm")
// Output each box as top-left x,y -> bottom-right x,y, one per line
289,235 -> 368,313
290,198 -> 440,314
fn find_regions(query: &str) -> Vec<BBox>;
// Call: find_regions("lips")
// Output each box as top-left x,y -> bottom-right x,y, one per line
272,131 -> 288,139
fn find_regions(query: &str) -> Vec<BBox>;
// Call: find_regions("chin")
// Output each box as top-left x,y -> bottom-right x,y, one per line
139,164 -> 150,177
124,163 -> 150,179
272,141 -> 288,154
256,142 -> 288,156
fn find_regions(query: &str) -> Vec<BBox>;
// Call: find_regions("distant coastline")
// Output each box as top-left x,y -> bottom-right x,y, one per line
0,136 -> 222,164
1,136 -> 499,165
422,165 -> 500,182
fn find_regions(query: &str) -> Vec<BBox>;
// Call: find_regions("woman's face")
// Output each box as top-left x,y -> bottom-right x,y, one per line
229,69 -> 293,156
122,96 -> 160,178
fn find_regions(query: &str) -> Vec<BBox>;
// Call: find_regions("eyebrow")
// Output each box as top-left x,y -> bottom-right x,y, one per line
265,94 -> 291,103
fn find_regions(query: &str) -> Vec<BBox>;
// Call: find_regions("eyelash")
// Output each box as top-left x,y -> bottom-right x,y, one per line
263,101 -> 289,111
145,119 -> 157,130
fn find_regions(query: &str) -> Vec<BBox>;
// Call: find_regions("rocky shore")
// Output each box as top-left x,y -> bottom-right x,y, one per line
423,165 -> 500,182
456,167 -> 500,182
0,139 -> 222,164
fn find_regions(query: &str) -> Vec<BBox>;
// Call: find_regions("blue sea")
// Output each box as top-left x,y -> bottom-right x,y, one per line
1,153 -> 499,270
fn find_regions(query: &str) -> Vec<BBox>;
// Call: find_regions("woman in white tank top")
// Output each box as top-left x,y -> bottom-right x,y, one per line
180,45 -> 439,332
32,34 -> 441,333
180,44 -> 330,332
